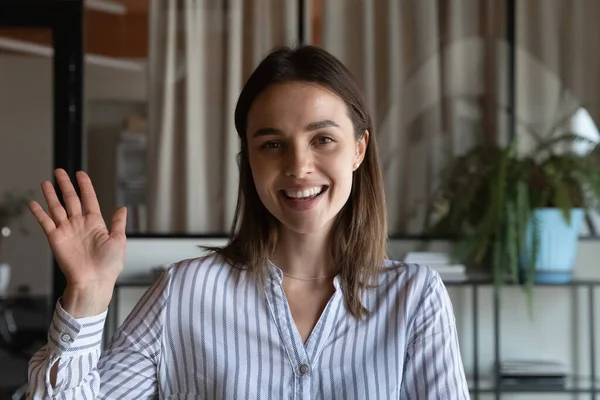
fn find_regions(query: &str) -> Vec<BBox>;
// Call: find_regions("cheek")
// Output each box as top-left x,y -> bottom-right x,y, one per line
248,150 -> 265,176
249,155 -> 277,195
327,157 -> 355,191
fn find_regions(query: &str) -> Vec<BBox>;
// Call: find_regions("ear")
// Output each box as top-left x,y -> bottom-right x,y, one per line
353,130 -> 369,171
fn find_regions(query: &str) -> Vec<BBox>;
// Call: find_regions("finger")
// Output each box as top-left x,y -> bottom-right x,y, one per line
109,207 -> 127,237
76,171 -> 101,215
55,169 -> 82,217
41,180 -> 68,224
28,200 -> 57,236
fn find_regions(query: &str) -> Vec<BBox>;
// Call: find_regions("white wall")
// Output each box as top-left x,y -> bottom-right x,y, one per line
0,55 -> 54,296
0,54 -> 146,295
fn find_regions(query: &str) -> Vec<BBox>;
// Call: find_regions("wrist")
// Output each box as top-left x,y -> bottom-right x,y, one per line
62,283 -> 115,318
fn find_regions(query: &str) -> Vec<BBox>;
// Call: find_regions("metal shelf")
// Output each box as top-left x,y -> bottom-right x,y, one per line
444,277 -> 600,287
469,377 -> 600,394
450,279 -> 598,400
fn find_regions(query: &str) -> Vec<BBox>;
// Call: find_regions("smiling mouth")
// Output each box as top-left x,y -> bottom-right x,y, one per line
281,186 -> 328,200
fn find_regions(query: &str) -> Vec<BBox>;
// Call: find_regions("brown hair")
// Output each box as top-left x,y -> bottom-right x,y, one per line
207,45 -> 388,318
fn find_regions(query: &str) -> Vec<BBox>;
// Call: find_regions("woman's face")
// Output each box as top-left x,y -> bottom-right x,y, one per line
246,82 -> 367,235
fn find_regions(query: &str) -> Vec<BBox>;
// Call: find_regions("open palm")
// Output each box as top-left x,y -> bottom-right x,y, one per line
29,169 -> 127,289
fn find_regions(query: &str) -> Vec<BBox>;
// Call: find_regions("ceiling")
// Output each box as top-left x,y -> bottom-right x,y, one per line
0,1 -> 149,59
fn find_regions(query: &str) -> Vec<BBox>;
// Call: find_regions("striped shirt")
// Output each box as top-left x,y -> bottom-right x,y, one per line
28,254 -> 470,399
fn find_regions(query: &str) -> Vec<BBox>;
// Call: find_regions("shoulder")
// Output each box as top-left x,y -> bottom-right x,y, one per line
167,252 -> 240,285
379,259 -> 442,296
375,260 -> 451,319
142,253 -> 241,299
151,253 -> 245,312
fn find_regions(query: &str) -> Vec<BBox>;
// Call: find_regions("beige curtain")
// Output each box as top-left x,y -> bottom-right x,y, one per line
516,0 -> 600,153
316,0 -> 508,234
147,0 -> 298,233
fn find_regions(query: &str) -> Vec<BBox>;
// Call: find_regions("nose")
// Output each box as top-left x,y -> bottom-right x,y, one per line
284,146 -> 313,178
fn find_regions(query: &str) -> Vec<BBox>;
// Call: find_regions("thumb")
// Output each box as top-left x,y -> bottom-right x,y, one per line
109,206 -> 127,237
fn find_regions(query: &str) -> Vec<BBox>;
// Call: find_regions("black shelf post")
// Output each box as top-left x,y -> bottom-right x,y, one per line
507,0 -> 516,142
493,287 -> 501,400
51,0 -> 84,305
590,285 -> 597,400
472,286 -> 480,400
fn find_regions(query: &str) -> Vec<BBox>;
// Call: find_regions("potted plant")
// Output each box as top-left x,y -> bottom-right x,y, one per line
426,131 -> 600,299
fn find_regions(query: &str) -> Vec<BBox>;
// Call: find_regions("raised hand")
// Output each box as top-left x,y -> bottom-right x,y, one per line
29,169 -> 127,317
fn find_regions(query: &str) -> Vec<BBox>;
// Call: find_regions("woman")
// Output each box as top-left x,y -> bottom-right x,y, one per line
27,45 -> 469,399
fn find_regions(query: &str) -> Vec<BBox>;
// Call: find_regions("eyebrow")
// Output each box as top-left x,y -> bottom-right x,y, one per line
252,119 -> 340,137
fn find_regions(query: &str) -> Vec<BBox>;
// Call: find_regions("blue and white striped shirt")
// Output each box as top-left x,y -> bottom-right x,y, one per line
28,254 -> 469,399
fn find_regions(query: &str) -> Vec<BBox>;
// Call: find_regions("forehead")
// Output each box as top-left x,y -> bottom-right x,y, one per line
247,82 -> 351,129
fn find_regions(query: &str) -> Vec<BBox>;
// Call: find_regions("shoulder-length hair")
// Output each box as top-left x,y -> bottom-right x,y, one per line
207,45 -> 388,319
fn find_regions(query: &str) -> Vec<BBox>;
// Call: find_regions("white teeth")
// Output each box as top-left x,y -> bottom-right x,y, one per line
284,187 -> 324,199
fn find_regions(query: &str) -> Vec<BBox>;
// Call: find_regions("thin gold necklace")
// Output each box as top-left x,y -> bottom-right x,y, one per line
281,271 -> 336,281
269,259 -> 336,281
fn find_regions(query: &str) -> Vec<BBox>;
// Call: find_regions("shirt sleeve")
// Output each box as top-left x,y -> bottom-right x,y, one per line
400,270 -> 470,399
27,267 -> 172,399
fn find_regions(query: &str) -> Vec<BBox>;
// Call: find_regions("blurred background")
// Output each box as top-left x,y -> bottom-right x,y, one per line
1,0 -> 600,398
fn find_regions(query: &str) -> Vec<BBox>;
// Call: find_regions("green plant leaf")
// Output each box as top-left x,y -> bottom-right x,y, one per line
549,174 -> 573,223
506,201 -> 519,283
525,212 -> 540,318
493,222 -> 502,296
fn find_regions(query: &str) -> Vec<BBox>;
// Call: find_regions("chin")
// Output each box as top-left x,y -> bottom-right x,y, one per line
277,217 -> 334,236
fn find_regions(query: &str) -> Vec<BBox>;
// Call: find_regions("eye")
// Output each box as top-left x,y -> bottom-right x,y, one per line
315,136 -> 335,145
260,141 -> 283,150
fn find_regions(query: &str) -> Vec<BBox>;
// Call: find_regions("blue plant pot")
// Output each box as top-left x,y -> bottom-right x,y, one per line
520,208 -> 584,283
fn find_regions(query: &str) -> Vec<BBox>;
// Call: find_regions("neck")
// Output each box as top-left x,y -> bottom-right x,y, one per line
270,225 -> 337,279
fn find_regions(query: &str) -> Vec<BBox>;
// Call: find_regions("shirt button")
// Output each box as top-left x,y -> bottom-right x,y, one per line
61,333 -> 71,343
299,364 -> 310,375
